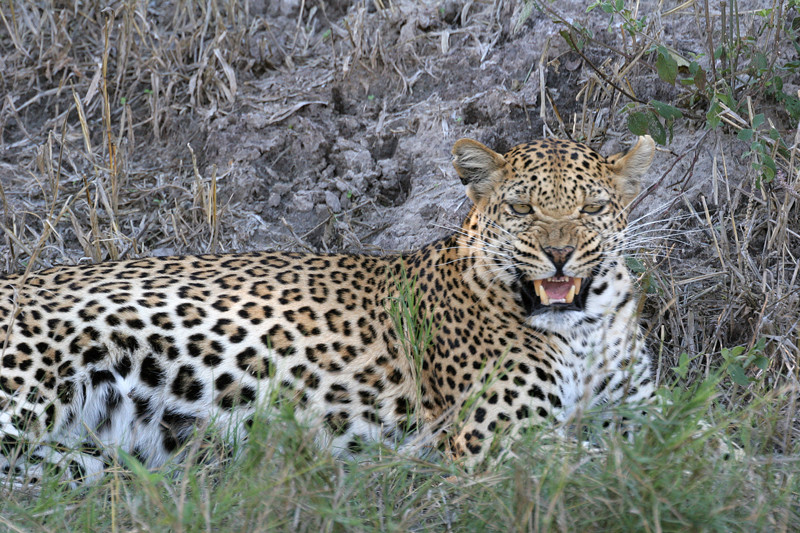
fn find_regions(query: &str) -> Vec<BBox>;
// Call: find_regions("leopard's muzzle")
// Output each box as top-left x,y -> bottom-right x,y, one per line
518,273 -> 593,317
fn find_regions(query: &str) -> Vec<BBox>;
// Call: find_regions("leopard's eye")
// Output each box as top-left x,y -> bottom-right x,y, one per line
509,203 -> 532,215
581,204 -> 605,214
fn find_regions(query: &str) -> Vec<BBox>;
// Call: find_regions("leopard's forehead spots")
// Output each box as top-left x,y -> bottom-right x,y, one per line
503,139 -> 610,212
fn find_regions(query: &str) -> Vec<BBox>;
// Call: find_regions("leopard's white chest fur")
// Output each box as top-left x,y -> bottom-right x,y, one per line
526,260 -> 652,420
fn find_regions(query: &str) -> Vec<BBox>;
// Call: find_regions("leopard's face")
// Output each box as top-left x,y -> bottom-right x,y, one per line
452,136 -> 655,317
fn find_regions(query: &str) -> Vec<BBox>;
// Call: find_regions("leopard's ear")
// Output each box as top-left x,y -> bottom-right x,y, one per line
452,139 -> 507,205
607,135 -> 655,206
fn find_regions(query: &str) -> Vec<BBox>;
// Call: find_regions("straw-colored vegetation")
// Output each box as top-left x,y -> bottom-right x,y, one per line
0,0 -> 798,531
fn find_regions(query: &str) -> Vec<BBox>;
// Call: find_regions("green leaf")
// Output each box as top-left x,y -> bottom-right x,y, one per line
754,52 -> 768,71
764,153 -> 777,172
671,351 -> 690,379
754,355 -> 769,370
781,91 -> 800,122
737,128 -> 754,141
752,113 -> 765,129
650,100 -> 683,120
727,364 -> 750,386
672,52 -> 690,69
761,165 -> 775,183
626,255 -> 646,273
717,91 -> 736,108
754,337 -> 767,352
559,30 -> 583,51
646,111 -> 667,145
629,109 -> 670,145
706,99 -> 722,129
656,47 -> 678,85
627,112 -> 649,135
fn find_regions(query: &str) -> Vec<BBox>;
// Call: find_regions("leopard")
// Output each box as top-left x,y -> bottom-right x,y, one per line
0,134 -> 656,485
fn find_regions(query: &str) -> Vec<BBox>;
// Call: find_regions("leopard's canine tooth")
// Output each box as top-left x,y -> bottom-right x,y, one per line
537,282 -> 550,305
565,285 -> 576,304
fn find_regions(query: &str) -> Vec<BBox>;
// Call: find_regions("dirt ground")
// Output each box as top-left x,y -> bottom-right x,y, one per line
0,0 -> 798,394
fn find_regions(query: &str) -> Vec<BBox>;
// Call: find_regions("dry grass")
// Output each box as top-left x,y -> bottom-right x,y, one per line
1,0 -> 799,529
1,0 -> 249,269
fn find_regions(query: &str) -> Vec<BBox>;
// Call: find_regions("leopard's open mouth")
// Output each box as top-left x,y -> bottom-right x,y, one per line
518,275 -> 592,316
533,277 -> 582,305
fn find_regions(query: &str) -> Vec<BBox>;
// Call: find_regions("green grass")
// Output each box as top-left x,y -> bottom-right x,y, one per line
386,261 -> 438,431
2,377 -> 797,532
1,0 -> 799,531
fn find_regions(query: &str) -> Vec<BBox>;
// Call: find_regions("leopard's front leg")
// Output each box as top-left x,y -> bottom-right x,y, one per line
447,367 -> 559,469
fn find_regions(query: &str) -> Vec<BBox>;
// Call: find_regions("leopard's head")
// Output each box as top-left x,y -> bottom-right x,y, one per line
452,135 -> 655,317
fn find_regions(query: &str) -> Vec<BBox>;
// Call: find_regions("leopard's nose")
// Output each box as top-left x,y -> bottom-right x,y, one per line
542,246 -> 575,271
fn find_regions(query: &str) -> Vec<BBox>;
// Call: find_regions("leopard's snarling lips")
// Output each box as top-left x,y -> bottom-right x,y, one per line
518,274 -> 592,316
532,277 -> 582,305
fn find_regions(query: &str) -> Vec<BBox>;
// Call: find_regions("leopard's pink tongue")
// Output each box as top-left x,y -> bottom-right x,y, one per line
542,279 -> 572,300
532,277 -> 582,305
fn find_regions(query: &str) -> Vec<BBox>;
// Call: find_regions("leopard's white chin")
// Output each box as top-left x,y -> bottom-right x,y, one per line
526,308 -> 588,331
